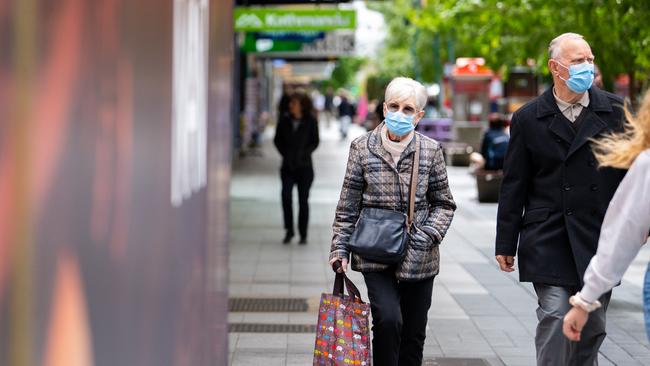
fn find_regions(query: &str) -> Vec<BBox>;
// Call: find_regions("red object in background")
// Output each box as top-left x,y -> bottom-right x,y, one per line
614,74 -> 630,98
452,81 -> 491,93
451,58 -> 494,78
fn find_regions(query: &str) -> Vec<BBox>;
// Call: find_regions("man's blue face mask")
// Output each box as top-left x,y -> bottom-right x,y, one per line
556,61 -> 594,94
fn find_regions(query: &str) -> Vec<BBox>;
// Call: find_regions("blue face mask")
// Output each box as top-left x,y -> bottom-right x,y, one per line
385,111 -> 415,136
557,61 -> 594,93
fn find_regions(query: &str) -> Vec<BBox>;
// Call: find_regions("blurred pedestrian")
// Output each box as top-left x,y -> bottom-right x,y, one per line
323,86 -> 335,128
277,83 -> 291,118
563,90 -> 650,343
329,77 -> 456,366
470,113 -> 510,171
367,98 -> 384,131
495,33 -> 626,365
312,88 -> 325,116
273,93 -> 320,245
338,92 -> 355,139
594,64 -> 604,89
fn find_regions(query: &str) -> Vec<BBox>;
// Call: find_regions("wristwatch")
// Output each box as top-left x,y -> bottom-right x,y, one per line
569,292 -> 602,313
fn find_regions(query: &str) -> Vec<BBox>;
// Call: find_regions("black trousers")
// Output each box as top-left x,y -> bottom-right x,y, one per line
363,270 -> 435,366
280,166 -> 314,238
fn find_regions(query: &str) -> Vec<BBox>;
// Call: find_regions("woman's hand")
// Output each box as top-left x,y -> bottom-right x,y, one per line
563,306 -> 589,341
329,257 -> 348,273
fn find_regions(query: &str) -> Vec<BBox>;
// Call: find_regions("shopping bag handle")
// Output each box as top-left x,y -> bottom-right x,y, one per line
332,261 -> 365,303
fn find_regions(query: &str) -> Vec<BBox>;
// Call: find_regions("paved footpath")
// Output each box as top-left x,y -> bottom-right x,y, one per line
228,122 -> 650,366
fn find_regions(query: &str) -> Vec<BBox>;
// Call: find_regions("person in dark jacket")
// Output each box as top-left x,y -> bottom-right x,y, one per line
495,33 -> 626,365
338,93 -> 355,139
277,83 -> 291,118
323,86 -> 335,128
480,113 -> 510,171
274,93 -> 320,244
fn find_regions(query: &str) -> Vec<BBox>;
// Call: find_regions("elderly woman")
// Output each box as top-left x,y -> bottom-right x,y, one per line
329,77 -> 456,366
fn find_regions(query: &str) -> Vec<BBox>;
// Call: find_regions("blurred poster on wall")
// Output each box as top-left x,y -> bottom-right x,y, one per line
172,0 -> 209,207
0,0 -> 231,365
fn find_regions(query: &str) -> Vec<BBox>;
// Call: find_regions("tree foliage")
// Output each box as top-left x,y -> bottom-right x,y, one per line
371,0 -> 650,99
322,56 -> 366,91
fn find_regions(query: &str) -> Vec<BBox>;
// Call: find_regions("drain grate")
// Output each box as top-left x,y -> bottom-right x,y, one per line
229,323 -> 316,333
423,358 -> 490,366
229,297 -> 309,312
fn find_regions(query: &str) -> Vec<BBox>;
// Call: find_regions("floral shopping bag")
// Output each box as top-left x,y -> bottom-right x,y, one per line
313,266 -> 371,366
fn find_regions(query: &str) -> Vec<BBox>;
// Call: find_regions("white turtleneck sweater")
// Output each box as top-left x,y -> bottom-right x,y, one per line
380,125 -> 414,166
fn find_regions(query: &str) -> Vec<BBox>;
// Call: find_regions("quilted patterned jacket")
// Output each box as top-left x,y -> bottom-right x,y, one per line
330,123 -> 456,281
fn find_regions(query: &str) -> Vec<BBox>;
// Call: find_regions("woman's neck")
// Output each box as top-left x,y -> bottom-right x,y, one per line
387,131 -> 402,142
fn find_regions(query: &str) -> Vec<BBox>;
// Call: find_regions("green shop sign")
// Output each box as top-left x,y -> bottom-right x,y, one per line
234,8 -> 356,31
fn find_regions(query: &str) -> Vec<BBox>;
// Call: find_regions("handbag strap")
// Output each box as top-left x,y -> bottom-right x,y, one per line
332,262 -> 365,303
407,135 -> 420,233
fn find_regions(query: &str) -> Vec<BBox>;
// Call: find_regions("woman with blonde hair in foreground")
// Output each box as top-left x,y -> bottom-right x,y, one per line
563,91 -> 650,342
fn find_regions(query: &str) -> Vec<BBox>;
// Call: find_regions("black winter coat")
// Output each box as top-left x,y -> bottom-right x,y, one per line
274,114 -> 320,170
495,87 -> 626,286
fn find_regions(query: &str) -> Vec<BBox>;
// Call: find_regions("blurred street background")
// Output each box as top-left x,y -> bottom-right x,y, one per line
1,0 -> 649,365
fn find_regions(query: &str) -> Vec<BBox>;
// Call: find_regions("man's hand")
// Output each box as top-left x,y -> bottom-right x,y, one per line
329,257 -> 348,273
495,255 -> 515,272
563,306 -> 589,342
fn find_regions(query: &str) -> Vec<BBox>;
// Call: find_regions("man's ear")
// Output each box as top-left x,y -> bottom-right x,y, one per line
548,59 -> 559,77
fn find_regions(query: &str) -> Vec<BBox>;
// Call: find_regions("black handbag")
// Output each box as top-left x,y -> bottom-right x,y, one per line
348,135 -> 420,264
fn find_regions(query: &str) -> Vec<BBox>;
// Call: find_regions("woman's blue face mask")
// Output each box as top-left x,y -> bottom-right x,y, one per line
556,61 -> 594,94
384,102 -> 420,136
385,111 -> 415,136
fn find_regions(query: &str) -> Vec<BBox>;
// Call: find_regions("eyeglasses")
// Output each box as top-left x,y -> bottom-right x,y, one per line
386,102 -> 419,116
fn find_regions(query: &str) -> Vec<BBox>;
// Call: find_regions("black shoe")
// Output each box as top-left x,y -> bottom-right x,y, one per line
283,233 -> 294,244
299,237 -> 307,245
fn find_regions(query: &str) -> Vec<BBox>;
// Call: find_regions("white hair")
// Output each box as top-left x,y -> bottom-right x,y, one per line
548,32 -> 586,60
384,77 -> 427,110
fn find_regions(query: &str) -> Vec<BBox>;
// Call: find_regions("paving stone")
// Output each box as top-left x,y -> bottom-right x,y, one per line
453,294 -> 511,316
236,334 -> 288,349
231,351 -> 286,366
496,356 -> 537,366
491,346 -> 535,358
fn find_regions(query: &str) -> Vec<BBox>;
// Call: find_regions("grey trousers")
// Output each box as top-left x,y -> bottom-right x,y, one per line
533,283 -> 611,366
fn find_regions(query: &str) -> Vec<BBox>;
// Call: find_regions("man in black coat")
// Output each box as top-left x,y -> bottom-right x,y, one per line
495,33 -> 626,365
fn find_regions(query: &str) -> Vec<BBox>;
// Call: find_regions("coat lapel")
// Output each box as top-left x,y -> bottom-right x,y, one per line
397,135 -> 416,168
566,88 -> 613,158
294,120 -> 306,137
538,88 -> 575,145
548,114 -> 575,145
367,122 -> 399,172
538,86 -> 613,159
567,109 -> 607,158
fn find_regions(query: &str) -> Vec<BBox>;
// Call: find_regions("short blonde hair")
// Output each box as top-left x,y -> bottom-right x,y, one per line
593,92 -> 650,169
548,32 -> 586,60
384,77 -> 427,110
